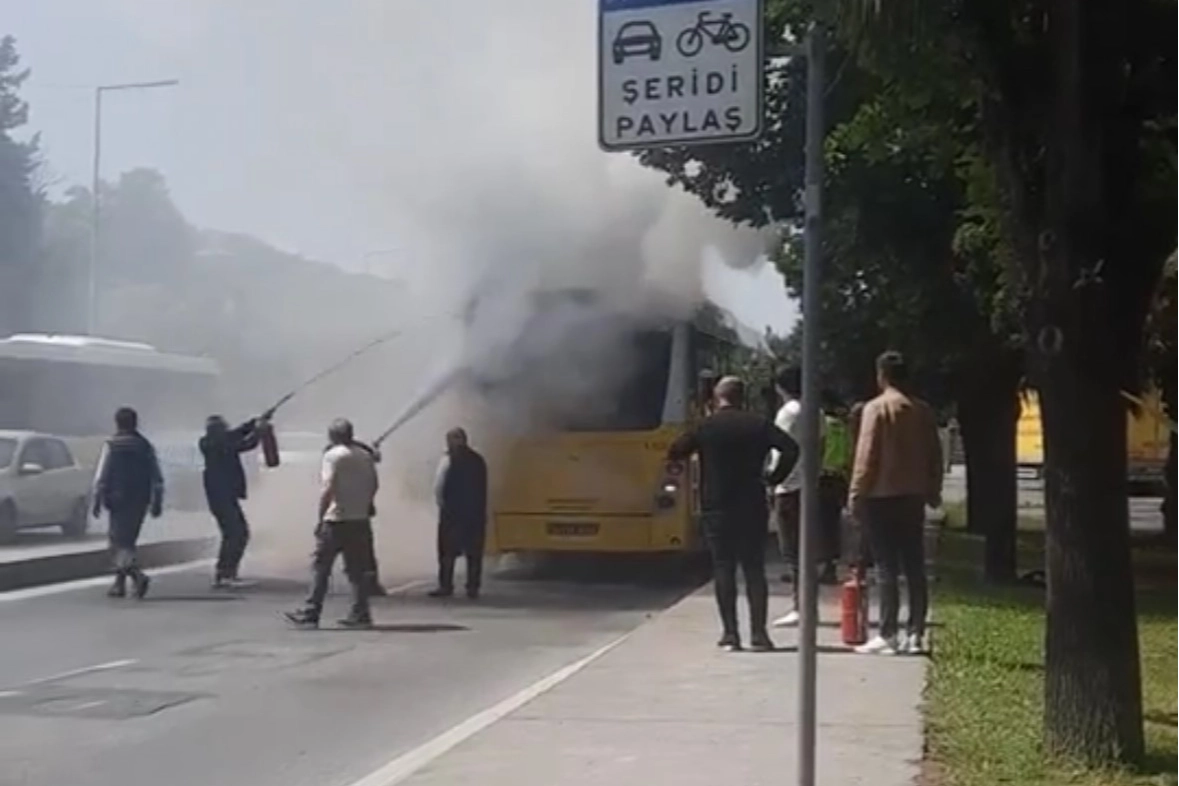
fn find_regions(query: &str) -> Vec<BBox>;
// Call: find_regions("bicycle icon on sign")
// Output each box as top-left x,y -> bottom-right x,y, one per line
675,11 -> 751,58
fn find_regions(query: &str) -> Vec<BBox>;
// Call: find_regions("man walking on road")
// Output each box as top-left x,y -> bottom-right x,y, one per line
849,351 -> 943,655
770,367 -> 824,628
200,412 -> 268,588
429,428 -> 489,600
286,418 -> 380,629
668,376 -> 798,652
93,407 -> 164,599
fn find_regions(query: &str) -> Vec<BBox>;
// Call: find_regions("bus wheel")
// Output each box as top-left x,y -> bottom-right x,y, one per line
61,500 -> 89,539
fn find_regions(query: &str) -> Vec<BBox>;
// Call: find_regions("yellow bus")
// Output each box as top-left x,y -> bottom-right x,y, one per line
476,291 -> 757,556
1016,388 -> 1170,494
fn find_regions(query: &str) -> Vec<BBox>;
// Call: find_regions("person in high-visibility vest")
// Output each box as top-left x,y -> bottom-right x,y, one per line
819,391 -> 852,583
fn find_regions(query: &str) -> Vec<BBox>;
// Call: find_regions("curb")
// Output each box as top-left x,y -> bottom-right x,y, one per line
0,537 -> 215,593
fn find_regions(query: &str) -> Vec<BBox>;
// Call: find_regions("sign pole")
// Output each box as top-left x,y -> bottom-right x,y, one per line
797,21 -> 825,786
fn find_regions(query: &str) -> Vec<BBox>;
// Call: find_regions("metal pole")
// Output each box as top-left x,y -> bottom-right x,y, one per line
88,86 -> 102,336
797,22 -> 824,786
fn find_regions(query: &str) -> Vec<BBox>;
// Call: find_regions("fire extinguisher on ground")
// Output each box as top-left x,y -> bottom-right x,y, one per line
840,567 -> 869,646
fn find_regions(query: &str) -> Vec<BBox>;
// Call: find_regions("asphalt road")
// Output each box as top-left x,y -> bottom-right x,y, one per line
0,553 -> 696,786
941,465 -> 1164,532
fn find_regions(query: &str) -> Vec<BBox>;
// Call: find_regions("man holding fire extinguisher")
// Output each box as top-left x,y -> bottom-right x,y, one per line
200,409 -> 273,589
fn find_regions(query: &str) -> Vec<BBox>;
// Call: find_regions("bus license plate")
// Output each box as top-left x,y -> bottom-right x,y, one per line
547,522 -> 599,537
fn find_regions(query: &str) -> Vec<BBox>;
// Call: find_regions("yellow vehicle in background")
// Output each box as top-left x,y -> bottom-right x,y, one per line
1016,388 -> 1170,494
480,291 -> 758,556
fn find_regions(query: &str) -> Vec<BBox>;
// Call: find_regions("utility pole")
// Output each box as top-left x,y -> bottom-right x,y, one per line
87,79 -> 179,335
796,22 -> 826,786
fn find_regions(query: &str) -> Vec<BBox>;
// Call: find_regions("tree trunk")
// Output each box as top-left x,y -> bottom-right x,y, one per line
1034,0 -> 1144,764
957,361 -> 1020,581
1040,356 -> 1143,763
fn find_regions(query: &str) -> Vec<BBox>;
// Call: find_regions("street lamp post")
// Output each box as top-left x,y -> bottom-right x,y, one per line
87,79 -> 179,336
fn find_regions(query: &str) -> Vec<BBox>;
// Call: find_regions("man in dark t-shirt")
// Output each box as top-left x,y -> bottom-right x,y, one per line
668,376 -> 799,651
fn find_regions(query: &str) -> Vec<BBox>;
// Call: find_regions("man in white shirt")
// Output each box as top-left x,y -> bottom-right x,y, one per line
285,418 -> 379,629
770,367 -> 824,628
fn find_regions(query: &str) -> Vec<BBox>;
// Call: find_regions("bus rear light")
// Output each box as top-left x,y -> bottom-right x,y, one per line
664,460 -> 685,477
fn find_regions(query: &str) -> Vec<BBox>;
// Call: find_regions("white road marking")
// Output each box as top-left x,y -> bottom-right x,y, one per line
70,700 -> 107,711
0,690 -> 22,698
24,658 -> 138,686
381,579 -> 427,595
0,558 -> 215,603
343,633 -> 631,786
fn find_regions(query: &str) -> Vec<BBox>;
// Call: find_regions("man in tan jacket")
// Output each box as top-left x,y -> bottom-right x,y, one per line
848,351 -> 943,655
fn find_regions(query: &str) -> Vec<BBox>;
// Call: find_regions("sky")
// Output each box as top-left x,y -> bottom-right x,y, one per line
4,0 -> 798,337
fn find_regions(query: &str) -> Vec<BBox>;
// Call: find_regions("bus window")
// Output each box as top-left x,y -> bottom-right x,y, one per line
559,329 -> 672,432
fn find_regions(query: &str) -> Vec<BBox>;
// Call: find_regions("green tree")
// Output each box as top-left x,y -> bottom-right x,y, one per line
836,0 -> 1176,764
0,35 -> 41,336
638,1 -> 1023,580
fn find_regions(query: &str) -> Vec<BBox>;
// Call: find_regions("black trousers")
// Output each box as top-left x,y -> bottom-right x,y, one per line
302,519 -> 375,619
703,509 -> 769,638
438,521 -> 484,593
863,495 -> 928,638
108,506 -> 147,582
772,491 -> 800,606
210,497 -> 249,580
818,473 -> 846,564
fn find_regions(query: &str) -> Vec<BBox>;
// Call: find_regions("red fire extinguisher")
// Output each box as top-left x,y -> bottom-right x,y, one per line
841,567 -> 869,646
258,419 -> 281,468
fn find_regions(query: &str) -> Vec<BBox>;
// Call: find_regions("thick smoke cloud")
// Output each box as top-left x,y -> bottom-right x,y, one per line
21,0 -> 776,573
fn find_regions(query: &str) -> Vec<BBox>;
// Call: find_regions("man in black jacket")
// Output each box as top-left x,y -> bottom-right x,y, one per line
668,376 -> 799,651
200,412 -> 267,588
93,407 -> 164,599
429,427 -> 488,599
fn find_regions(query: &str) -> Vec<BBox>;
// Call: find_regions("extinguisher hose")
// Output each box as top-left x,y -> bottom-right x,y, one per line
265,328 -> 410,416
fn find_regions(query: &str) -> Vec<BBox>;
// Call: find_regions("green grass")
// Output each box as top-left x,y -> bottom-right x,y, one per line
925,511 -> 1177,786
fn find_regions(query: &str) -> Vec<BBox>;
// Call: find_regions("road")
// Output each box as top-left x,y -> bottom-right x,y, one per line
941,465 -> 1164,533
0,548 -> 695,786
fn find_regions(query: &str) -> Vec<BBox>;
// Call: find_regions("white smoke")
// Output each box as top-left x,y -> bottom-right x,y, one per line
20,0 -> 778,574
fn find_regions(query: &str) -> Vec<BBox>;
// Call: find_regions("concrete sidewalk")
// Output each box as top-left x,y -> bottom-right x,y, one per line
0,511 -> 213,591
401,585 -> 927,786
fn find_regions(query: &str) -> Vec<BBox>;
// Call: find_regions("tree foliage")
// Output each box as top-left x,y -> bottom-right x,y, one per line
34,168 -> 409,424
0,35 -> 41,335
831,0 -> 1175,764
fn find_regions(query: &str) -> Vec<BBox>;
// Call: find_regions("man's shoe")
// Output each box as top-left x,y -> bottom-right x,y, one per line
466,587 -> 480,600
855,635 -> 899,655
212,577 -> 230,590
369,582 -> 388,597
749,631 -> 775,652
717,633 -> 742,652
107,581 -> 126,599
427,587 -> 454,598
224,577 -> 253,589
772,610 -> 800,628
133,574 -> 151,600
900,632 -> 926,655
283,609 -> 320,629
337,615 -> 374,630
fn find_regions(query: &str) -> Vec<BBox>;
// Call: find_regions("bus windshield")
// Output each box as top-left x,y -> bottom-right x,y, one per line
557,329 -> 672,432
479,293 -> 674,433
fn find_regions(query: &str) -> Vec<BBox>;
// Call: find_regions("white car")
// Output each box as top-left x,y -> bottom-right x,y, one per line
0,430 -> 93,540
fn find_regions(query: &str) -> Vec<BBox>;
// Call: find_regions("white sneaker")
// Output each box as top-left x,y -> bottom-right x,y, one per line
855,635 -> 898,655
772,610 -> 800,628
900,633 -> 926,655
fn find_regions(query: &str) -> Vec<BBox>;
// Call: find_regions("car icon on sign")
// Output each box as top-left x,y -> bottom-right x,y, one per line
612,20 -> 662,64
